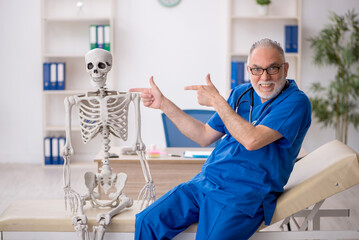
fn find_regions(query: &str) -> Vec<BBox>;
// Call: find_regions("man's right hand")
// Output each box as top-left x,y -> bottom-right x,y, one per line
129,76 -> 164,110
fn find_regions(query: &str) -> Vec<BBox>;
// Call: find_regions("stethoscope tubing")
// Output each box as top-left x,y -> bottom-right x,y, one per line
234,81 -> 289,124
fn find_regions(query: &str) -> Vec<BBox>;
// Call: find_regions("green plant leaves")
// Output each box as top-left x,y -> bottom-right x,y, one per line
308,10 -> 359,144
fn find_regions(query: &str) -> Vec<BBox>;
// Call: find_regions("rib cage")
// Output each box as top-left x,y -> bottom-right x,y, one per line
78,93 -> 131,144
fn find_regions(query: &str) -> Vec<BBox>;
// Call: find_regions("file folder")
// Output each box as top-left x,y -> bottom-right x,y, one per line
89,25 -> 97,49
237,61 -> 245,85
50,63 -> 57,90
291,25 -> 298,53
51,137 -> 59,164
57,62 -> 65,90
104,25 -> 110,51
231,61 -> 238,89
285,25 -> 298,53
44,137 -> 52,165
244,62 -> 249,83
231,61 -> 245,89
58,137 -> 66,165
97,25 -> 104,49
43,63 -> 51,90
285,25 -> 291,52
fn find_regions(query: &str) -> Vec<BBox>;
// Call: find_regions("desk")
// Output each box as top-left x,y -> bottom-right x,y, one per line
94,147 -> 307,199
94,147 -> 211,199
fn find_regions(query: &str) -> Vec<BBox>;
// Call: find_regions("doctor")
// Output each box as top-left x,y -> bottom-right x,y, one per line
130,38 -> 311,240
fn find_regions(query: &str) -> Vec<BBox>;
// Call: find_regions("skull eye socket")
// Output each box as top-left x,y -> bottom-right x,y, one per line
87,63 -> 94,70
98,62 -> 106,69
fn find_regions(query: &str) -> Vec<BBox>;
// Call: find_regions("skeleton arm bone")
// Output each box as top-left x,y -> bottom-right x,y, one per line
62,96 -> 77,157
131,93 -> 146,152
62,96 -> 77,194
62,96 -> 86,217
131,93 -> 156,208
131,93 -> 152,181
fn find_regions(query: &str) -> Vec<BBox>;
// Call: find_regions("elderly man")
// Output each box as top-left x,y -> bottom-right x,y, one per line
130,38 -> 311,240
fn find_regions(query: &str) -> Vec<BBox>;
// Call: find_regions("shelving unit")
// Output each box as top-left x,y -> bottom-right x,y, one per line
41,0 -> 115,165
226,0 -> 302,95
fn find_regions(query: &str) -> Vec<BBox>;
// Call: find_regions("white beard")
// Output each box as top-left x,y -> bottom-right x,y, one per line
251,78 -> 286,100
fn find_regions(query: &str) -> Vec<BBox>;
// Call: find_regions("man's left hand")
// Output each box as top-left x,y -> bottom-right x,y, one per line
185,74 -> 220,107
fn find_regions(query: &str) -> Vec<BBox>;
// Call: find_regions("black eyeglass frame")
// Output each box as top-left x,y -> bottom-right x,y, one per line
249,63 -> 286,76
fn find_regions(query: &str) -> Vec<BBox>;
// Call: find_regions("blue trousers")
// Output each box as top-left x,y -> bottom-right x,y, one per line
135,182 -> 264,240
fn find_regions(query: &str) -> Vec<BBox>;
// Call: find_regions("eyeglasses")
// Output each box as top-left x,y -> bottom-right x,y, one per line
249,63 -> 286,76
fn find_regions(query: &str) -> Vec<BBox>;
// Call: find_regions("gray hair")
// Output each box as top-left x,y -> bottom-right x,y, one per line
247,38 -> 285,63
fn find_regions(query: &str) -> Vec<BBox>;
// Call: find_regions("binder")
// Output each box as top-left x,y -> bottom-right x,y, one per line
44,137 -> 52,165
104,25 -> 110,51
97,25 -> 104,49
244,62 -> 250,83
43,63 -> 51,90
50,63 -> 57,90
285,25 -> 291,52
291,25 -> 298,53
237,61 -> 245,85
57,62 -> 65,90
58,137 -> 66,165
285,25 -> 298,53
51,137 -> 59,164
89,25 -> 97,49
231,61 -> 238,89
231,61 -> 245,88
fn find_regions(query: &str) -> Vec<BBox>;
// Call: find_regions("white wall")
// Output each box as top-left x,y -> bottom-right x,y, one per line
113,0 -> 227,148
0,0 -> 358,163
300,0 -> 359,153
0,0 -> 42,163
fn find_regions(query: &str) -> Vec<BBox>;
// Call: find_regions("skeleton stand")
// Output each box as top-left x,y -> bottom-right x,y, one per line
62,49 -> 155,240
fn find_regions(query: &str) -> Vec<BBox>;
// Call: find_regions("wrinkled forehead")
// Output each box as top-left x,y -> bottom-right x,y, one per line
248,46 -> 285,66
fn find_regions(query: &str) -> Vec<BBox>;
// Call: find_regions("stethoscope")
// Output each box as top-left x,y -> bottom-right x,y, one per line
235,80 -> 290,124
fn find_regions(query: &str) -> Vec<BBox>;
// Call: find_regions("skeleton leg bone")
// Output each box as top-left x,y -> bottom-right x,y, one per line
93,219 -> 106,240
93,195 -> 133,240
71,190 -> 90,240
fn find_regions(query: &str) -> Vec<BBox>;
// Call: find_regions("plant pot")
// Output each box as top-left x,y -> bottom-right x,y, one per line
257,5 -> 269,16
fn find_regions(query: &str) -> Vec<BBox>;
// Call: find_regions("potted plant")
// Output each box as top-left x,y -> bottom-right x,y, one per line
308,10 -> 359,144
256,0 -> 271,16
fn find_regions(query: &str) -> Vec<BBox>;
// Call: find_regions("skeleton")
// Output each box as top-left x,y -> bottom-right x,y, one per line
62,48 -> 156,240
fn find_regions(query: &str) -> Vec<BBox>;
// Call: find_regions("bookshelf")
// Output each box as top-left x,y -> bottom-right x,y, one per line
226,0 -> 302,95
40,0 -> 115,165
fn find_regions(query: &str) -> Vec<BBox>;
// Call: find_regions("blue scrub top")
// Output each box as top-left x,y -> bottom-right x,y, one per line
189,79 -> 312,225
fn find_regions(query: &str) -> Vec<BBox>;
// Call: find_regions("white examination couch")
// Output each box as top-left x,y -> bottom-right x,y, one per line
0,140 -> 359,240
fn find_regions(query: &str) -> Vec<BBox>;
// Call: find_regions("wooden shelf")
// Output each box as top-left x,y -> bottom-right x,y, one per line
226,0 -> 302,93
231,16 -> 299,20
41,0 -> 115,166
43,90 -> 88,95
45,126 -> 81,132
43,16 -> 111,22
231,52 -> 300,58
43,53 -> 85,58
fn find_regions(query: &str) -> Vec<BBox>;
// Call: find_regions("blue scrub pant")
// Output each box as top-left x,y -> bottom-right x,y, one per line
135,182 -> 264,240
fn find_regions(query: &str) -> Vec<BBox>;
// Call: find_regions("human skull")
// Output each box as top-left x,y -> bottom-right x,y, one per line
85,48 -> 112,88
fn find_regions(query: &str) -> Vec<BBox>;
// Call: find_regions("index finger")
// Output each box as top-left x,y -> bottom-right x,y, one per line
184,85 -> 201,91
129,88 -> 150,93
